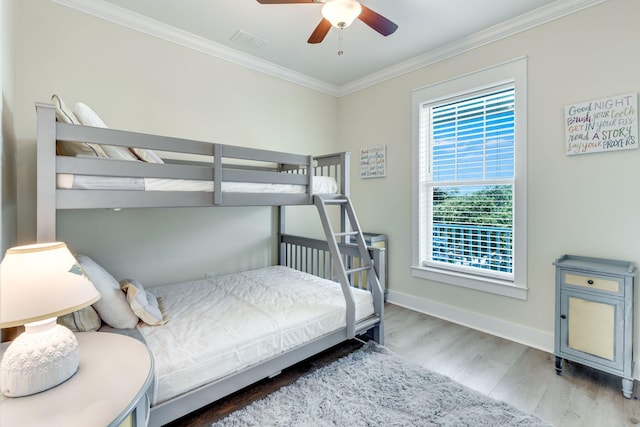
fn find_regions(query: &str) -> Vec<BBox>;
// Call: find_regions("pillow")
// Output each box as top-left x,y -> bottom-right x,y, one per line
52,94 -> 80,125
130,147 -> 164,164
51,94 -> 108,158
58,305 -> 101,332
120,279 -> 166,326
76,255 -> 139,329
73,102 -> 140,162
72,102 -> 106,128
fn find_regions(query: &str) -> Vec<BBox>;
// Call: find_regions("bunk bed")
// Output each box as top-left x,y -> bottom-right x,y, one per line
34,102 -> 385,426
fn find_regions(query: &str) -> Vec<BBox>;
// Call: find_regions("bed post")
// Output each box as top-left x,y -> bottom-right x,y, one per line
307,155 -> 314,205
36,103 -> 57,243
341,152 -> 350,198
213,144 -> 222,205
278,206 -> 286,266
369,247 -> 385,345
340,152 -> 351,235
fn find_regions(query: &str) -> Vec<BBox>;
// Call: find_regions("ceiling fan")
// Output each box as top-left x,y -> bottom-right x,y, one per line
256,0 -> 398,44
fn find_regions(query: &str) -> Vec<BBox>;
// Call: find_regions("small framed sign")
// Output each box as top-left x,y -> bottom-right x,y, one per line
360,145 -> 386,178
565,93 -> 638,155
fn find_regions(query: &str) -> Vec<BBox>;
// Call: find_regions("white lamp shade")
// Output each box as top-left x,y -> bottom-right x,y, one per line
322,0 -> 362,28
0,242 -> 100,328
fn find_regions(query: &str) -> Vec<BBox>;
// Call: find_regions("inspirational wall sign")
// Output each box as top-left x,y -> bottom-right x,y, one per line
564,93 -> 637,155
360,145 -> 386,178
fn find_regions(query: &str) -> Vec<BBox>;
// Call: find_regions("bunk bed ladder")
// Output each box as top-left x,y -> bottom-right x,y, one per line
314,195 -> 383,340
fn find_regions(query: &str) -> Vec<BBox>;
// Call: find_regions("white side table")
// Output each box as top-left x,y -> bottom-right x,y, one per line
0,332 -> 153,427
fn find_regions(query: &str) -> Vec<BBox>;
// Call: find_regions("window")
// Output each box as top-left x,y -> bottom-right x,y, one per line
411,58 -> 527,299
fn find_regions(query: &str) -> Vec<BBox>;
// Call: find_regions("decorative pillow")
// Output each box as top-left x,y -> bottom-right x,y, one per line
51,94 -> 108,158
58,305 -> 101,332
52,94 -> 80,125
76,255 -> 139,329
130,147 -> 164,164
73,102 -> 140,162
120,279 -> 167,326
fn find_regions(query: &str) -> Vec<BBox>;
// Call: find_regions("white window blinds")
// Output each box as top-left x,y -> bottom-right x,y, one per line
412,57 -> 527,298
424,87 -> 515,278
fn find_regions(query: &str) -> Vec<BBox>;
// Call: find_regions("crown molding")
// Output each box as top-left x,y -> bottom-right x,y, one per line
51,0 -> 606,98
339,0 -> 608,96
49,0 -> 341,96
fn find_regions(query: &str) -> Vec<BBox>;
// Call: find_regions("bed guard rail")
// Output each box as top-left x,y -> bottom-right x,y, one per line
283,152 -> 351,198
36,102 -> 349,219
278,233 -> 385,341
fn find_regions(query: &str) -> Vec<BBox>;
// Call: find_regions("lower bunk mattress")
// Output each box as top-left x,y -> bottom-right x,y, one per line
139,265 -> 374,406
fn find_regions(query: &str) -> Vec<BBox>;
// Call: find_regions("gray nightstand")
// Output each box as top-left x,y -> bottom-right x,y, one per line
554,255 -> 637,398
0,332 -> 153,426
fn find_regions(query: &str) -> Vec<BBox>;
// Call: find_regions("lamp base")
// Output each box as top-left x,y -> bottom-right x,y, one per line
1,318 -> 79,397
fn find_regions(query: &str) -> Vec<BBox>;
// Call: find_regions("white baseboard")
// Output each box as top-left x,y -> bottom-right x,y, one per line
386,290 -> 554,354
386,290 -> 640,382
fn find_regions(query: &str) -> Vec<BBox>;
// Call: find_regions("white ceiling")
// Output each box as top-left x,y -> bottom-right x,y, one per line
56,0 -> 604,95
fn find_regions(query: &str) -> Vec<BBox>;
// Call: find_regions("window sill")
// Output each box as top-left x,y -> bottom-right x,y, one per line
411,265 -> 528,300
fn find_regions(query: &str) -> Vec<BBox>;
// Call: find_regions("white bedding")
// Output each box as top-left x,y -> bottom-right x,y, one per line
139,266 -> 374,405
56,174 -> 338,194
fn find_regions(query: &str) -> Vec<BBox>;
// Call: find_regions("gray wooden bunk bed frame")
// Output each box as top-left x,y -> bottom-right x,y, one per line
34,102 -> 385,426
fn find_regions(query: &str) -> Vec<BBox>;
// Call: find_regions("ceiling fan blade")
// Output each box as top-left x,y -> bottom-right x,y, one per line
358,5 -> 398,36
308,18 -> 332,44
256,1 -> 315,4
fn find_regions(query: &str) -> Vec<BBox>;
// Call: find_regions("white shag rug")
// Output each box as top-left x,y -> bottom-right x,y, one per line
212,342 -> 553,426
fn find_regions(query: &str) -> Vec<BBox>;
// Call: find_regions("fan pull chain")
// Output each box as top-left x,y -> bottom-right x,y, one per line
338,28 -> 344,56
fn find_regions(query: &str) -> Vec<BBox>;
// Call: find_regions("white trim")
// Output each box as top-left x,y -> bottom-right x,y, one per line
411,57 -> 527,299
340,0 -> 607,96
49,0 -> 340,97
387,290 -> 553,353
411,266 -> 527,300
50,0 -> 606,97
389,290 -> 640,380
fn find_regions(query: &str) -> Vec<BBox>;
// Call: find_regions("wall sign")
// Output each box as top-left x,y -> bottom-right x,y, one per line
360,145 -> 386,178
565,93 -> 638,155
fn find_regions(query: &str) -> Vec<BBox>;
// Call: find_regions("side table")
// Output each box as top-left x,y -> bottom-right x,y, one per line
0,332 -> 153,426
554,255 -> 636,397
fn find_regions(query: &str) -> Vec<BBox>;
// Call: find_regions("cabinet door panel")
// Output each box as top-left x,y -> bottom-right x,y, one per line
559,291 -> 624,371
567,297 -> 614,360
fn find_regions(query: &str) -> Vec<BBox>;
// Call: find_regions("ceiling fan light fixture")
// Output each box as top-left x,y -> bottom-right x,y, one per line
321,0 -> 362,29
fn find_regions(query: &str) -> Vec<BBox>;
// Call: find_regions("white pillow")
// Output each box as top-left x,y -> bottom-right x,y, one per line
76,255 -> 139,329
51,95 -> 108,158
58,305 -> 102,332
73,102 -> 107,128
130,147 -> 164,164
52,94 -> 80,125
73,102 -> 140,162
120,278 -> 167,326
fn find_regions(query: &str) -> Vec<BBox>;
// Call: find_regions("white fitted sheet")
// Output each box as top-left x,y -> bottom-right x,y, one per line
56,174 -> 338,194
139,266 -> 374,405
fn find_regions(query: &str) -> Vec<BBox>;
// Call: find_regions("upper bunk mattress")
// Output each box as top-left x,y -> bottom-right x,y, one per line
56,174 -> 338,194
139,266 -> 374,406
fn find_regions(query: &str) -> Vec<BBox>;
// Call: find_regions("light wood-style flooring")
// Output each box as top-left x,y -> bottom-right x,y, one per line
384,304 -> 640,427
169,304 -> 640,426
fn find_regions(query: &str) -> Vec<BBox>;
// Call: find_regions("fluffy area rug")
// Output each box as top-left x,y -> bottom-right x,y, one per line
212,342 -> 553,426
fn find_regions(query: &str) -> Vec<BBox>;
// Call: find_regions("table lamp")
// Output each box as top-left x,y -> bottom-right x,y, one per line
0,242 -> 100,397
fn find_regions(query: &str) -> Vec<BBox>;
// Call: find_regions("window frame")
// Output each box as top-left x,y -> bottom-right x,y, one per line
411,57 -> 528,300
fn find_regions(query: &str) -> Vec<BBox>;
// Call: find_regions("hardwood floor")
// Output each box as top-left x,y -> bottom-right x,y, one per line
164,340 -> 365,427
166,304 -> 640,426
383,304 -> 640,427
